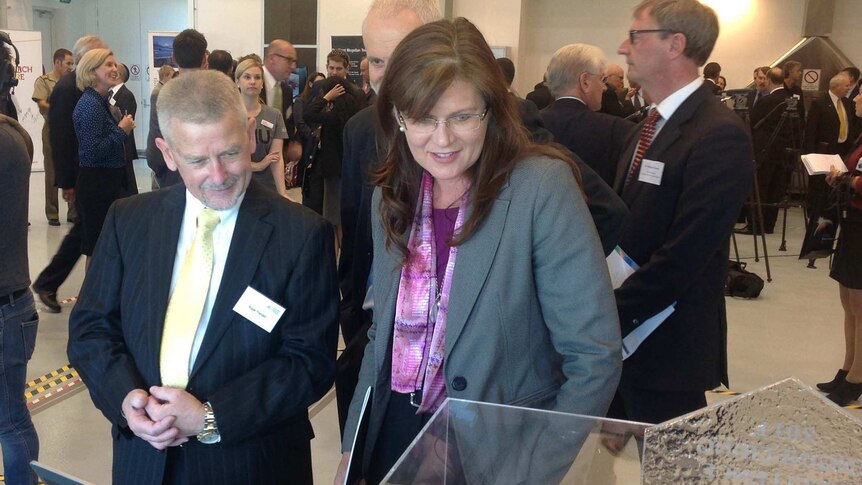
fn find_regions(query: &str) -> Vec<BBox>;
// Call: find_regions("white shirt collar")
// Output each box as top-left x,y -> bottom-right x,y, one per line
110,82 -> 125,95
769,86 -> 784,95
557,96 -> 586,105
263,66 -> 278,106
829,90 -> 841,107
653,77 -> 703,122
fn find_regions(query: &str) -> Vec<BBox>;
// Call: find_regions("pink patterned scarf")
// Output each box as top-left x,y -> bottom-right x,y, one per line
391,171 -> 468,413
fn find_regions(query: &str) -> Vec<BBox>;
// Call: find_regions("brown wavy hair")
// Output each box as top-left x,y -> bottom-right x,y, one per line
373,17 -> 577,258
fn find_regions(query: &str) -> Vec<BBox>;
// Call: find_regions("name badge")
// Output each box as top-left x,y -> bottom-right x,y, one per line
638,159 -> 665,186
233,287 -> 285,333
109,96 -> 116,106
261,119 -> 274,129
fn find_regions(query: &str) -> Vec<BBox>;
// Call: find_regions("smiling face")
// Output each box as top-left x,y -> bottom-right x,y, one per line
399,79 -> 488,195
237,66 -> 263,97
157,113 -> 254,210
95,55 -> 119,92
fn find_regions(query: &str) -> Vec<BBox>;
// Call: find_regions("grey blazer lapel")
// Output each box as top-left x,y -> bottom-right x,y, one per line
445,195 -> 510,354
372,247 -> 403,375
147,186 -> 185,379
190,184 -> 273,379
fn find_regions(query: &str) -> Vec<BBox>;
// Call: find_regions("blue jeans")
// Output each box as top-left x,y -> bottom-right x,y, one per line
0,291 -> 39,485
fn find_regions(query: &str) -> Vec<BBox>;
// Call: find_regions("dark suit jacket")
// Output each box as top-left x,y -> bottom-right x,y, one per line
145,85 -> 183,188
804,93 -> 856,155
612,83 -> 753,391
525,83 -> 552,111
750,88 -> 799,163
67,181 -> 339,484
705,78 -> 722,95
111,84 -> 138,162
48,71 -> 82,189
542,98 -> 636,186
600,85 -> 630,117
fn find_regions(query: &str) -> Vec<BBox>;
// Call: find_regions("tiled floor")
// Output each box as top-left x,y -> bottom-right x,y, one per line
13,161 -> 860,483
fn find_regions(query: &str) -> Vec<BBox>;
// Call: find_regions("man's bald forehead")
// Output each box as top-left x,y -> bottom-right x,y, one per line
607,64 -> 625,76
266,39 -> 293,55
362,8 -> 424,38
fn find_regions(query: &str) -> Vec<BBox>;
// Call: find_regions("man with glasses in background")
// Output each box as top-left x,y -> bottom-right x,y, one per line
610,0 -> 753,424
262,39 -> 301,167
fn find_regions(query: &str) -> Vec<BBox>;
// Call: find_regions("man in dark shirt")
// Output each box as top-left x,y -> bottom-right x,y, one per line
0,114 -> 40,485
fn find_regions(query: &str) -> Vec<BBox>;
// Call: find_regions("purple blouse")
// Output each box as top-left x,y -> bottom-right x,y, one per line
432,207 -> 460,281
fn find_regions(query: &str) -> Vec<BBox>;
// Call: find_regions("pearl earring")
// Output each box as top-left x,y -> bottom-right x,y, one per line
399,125 -> 406,133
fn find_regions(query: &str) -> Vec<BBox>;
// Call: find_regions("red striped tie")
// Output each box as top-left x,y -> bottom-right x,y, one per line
626,108 -> 661,187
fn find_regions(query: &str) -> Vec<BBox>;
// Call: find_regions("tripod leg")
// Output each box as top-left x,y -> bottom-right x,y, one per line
731,232 -> 740,263
779,204 -> 788,251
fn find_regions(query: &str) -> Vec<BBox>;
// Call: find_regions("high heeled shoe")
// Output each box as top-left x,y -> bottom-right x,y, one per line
817,369 -> 849,392
826,380 -> 862,406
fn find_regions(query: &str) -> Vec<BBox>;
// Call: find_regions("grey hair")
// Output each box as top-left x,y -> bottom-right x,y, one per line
633,0 -> 719,66
830,72 -> 850,90
72,35 -> 106,64
157,70 -> 247,145
365,0 -> 442,26
546,43 -> 607,98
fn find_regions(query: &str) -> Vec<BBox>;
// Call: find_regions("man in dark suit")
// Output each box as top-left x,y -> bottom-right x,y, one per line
703,61 -> 722,95
783,59 -> 806,124
146,29 -> 207,189
68,71 -> 338,484
746,66 -> 769,110
110,63 -> 140,193
612,0 -> 753,424
32,35 -> 107,313
805,71 -> 855,156
844,67 -> 861,102
336,0 -> 441,436
542,44 -> 635,186
496,56 -> 553,143
600,64 -> 633,117
261,39 -> 301,166
526,78 -> 553,110
748,67 -> 799,234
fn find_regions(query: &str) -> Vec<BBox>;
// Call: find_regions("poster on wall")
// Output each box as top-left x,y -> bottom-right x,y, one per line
147,31 -> 179,93
331,36 -> 366,86
6,30 -> 44,171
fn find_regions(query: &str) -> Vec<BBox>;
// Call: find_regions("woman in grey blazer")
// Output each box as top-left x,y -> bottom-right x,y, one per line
336,18 -> 621,483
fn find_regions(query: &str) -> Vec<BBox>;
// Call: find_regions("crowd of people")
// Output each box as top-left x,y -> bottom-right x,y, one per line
2,0 -> 862,482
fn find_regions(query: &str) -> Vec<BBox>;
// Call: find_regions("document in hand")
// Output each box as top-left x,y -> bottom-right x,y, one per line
606,246 -> 676,360
801,153 -> 846,176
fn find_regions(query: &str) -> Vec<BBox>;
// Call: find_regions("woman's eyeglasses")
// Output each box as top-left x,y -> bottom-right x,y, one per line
399,109 -> 488,134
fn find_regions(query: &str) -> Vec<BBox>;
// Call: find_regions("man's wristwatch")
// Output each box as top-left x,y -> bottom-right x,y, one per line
197,401 -> 221,444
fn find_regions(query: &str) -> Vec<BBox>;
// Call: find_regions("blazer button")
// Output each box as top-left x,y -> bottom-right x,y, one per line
452,376 -> 467,391
632,318 -> 640,326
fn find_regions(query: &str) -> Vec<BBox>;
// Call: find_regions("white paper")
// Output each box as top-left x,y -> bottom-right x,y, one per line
801,153 -> 846,176
638,159 -> 665,186
232,287 -> 285,333
606,246 -> 676,360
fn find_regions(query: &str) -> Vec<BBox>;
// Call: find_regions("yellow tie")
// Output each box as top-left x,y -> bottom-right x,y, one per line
160,208 -> 221,388
838,100 -> 848,142
272,82 -> 283,111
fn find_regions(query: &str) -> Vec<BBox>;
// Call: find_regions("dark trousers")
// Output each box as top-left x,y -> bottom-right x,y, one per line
302,166 -> 325,215
750,156 -> 791,232
612,386 -> 707,425
32,203 -> 83,293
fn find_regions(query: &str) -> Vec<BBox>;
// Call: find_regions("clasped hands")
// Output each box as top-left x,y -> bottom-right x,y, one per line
122,387 -> 206,450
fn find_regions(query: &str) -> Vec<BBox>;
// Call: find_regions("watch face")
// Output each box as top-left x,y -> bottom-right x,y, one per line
198,431 -> 220,444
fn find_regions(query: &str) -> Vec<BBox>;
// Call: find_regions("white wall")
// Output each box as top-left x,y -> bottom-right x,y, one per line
453,0 -> 524,86
193,0 -> 262,58
830,0 -> 862,69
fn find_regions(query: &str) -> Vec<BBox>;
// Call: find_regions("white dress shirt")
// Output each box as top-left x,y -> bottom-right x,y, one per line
168,190 -> 244,372
829,90 -> 849,143
263,66 -> 278,109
